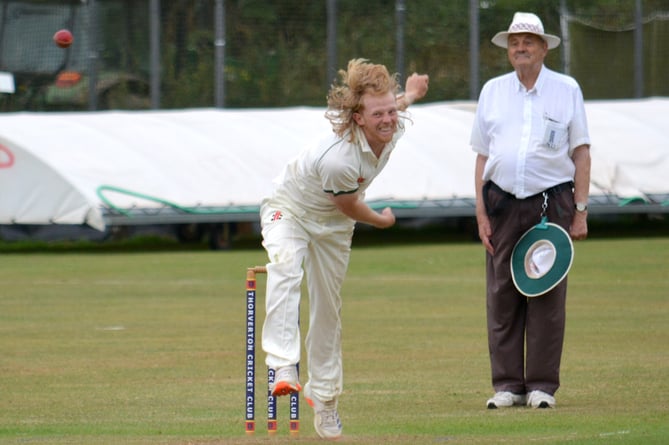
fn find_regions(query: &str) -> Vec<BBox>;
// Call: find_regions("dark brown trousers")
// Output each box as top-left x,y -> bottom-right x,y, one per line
483,181 -> 575,396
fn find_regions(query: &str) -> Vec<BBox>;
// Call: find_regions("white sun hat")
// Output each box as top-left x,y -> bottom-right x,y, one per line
492,12 -> 561,49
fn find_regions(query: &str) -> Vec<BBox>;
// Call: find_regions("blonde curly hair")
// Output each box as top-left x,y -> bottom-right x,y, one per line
325,58 -> 401,140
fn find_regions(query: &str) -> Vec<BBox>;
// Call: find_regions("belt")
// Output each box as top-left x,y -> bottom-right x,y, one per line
487,181 -> 573,201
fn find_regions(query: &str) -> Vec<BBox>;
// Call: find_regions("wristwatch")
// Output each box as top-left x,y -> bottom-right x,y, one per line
575,202 -> 588,212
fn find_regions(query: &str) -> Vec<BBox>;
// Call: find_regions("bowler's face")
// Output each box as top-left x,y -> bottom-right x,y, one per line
354,91 -> 399,153
507,33 -> 548,71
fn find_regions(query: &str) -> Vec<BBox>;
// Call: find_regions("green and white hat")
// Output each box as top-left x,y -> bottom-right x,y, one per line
511,218 -> 574,297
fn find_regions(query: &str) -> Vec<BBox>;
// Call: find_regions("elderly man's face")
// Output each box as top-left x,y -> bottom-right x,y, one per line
507,33 -> 548,71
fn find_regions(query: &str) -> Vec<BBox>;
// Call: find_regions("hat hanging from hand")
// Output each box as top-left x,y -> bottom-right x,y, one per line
511,217 -> 574,297
492,12 -> 561,50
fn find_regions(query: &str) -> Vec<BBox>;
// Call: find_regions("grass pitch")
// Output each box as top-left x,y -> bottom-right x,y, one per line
0,237 -> 667,444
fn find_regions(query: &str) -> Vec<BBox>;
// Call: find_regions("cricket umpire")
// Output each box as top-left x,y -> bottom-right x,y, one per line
471,12 -> 591,409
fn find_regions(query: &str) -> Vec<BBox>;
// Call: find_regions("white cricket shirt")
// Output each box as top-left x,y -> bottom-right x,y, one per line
267,124 -> 405,218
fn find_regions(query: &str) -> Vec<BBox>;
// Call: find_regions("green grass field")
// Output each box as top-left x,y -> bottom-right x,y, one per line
1,236 -> 668,444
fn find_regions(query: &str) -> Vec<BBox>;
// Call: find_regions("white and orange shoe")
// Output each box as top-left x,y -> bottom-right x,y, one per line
270,366 -> 301,397
305,386 -> 342,440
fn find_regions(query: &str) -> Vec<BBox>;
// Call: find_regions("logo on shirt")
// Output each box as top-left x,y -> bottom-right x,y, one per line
270,210 -> 283,222
357,177 -> 365,184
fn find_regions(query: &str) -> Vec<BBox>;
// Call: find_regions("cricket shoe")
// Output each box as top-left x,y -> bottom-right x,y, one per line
486,391 -> 527,409
270,365 -> 301,397
527,390 -> 556,409
305,386 -> 342,440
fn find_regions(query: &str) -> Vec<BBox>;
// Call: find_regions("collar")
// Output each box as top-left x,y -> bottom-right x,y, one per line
514,64 -> 547,95
353,126 -> 376,155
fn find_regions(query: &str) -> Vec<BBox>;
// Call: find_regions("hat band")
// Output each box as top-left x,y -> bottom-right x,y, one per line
508,23 -> 544,34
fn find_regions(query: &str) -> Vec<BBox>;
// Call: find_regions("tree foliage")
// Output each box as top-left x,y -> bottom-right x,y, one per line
1,0 -> 667,111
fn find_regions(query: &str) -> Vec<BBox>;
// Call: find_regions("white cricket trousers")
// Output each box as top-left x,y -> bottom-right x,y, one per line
260,202 -> 354,402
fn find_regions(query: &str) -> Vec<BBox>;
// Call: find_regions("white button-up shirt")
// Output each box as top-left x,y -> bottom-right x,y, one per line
470,65 -> 590,198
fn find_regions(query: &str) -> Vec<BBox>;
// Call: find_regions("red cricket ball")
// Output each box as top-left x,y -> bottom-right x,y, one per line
53,29 -> 74,48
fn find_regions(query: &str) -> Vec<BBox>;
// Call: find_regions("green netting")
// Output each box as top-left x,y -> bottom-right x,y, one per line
568,14 -> 669,98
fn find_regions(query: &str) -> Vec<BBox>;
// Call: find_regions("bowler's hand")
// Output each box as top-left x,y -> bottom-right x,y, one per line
375,207 -> 396,229
404,73 -> 429,104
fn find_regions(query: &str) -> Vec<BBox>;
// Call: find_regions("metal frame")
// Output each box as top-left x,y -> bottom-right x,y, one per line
101,194 -> 669,227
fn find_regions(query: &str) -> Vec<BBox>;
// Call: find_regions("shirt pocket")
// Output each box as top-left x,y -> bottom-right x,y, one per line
541,116 -> 569,150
